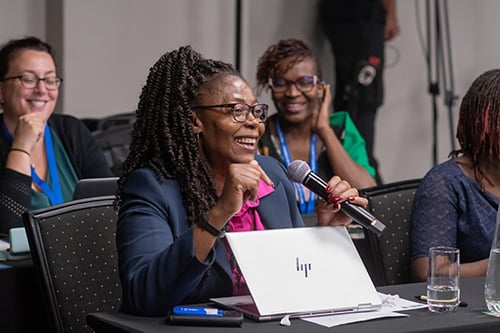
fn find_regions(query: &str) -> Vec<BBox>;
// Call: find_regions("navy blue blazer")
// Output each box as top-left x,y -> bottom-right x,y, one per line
117,155 -> 304,316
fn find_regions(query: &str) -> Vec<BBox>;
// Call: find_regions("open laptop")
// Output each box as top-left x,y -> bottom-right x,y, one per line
72,177 -> 118,200
210,226 -> 382,321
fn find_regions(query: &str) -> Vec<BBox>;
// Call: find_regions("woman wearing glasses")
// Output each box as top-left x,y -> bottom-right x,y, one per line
0,36 -> 112,234
116,45 -> 367,315
256,39 -> 376,215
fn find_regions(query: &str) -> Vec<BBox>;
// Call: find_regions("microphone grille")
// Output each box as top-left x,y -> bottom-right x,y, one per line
286,160 -> 311,183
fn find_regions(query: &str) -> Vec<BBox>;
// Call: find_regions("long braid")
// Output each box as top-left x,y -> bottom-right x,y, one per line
117,46 -> 239,224
452,69 -> 500,187
255,38 -> 321,96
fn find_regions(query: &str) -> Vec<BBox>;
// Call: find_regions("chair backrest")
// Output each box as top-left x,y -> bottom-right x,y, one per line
93,123 -> 133,176
72,177 -> 118,200
23,196 -> 122,333
83,112 -> 135,176
359,179 -> 421,286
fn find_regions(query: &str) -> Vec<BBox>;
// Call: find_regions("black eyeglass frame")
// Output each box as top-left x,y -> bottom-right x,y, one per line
191,103 -> 269,123
268,75 -> 319,93
2,74 -> 63,90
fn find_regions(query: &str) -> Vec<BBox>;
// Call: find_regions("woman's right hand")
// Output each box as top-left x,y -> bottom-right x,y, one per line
215,160 -> 273,223
194,160 -> 273,261
11,113 -> 45,153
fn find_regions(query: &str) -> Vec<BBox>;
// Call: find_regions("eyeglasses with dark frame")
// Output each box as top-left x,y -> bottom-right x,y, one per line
2,73 -> 63,90
268,75 -> 319,93
191,103 -> 269,123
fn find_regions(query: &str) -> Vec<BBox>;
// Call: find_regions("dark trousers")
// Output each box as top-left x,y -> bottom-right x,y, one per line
322,20 -> 385,183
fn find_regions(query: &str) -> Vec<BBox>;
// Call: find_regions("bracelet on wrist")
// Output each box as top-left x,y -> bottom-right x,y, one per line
197,213 -> 226,238
9,147 -> 31,157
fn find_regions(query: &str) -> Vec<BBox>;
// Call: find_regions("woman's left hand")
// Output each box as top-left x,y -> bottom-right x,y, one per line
311,83 -> 332,136
315,176 -> 368,226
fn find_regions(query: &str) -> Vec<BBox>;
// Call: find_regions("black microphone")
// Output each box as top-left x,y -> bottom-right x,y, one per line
287,160 -> 385,236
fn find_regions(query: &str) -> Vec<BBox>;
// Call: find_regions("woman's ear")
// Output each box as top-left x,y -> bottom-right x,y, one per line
0,83 -> 4,104
191,112 -> 203,134
317,82 -> 326,102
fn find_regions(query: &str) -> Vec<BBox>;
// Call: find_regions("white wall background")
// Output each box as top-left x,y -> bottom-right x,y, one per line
1,0 -> 500,183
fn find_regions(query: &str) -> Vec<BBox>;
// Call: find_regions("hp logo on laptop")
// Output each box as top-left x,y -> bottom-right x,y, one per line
296,257 -> 312,278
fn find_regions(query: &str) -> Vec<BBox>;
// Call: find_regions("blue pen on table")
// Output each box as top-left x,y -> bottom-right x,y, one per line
173,306 -> 224,316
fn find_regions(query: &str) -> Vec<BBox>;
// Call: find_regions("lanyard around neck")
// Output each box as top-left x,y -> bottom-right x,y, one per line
275,120 -> 317,215
2,122 -> 64,205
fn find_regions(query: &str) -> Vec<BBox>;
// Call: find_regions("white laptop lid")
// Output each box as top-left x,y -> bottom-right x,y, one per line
212,226 -> 381,320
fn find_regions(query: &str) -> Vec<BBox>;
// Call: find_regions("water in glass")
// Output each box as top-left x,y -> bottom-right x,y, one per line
485,248 -> 500,315
427,284 -> 460,313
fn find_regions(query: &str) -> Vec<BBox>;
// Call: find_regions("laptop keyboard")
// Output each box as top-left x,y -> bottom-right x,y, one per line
234,301 -> 259,313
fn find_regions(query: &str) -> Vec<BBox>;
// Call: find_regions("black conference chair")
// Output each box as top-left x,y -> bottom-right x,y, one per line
72,177 -> 119,200
82,112 -> 135,176
358,179 -> 421,286
23,196 -> 122,333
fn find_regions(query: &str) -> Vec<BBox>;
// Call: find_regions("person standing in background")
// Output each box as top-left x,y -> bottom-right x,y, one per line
319,0 -> 400,183
0,36 -> 112,234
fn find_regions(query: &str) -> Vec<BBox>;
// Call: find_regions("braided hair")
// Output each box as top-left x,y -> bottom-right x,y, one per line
117,46 -> 240,224
255,38 -> 321,96
451,69 -> 500,187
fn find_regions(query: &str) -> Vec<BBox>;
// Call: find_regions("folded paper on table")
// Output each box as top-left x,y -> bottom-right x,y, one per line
301,292 -> 427,328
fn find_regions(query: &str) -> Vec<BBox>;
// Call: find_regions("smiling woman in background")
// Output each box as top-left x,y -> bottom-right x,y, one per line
256,38 -> 376,215
0,36 -> 112,234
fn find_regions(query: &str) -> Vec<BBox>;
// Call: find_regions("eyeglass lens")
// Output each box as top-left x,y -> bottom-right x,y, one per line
233,103 -> 268,122
270,76 -> 316,92
19,73 -> 61,90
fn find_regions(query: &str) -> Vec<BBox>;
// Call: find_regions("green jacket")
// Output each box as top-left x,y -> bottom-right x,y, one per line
258,111 -> 376,179
330,111 -> 375,178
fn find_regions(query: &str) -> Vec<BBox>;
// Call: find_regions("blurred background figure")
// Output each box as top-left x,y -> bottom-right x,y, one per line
256,38 -> 376,215
410,69 -> 500,282
0,36 -> 112,234
319,0 -> 400,184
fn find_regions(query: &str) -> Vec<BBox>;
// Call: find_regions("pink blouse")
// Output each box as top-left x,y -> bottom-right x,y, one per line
224,180 -> 274,296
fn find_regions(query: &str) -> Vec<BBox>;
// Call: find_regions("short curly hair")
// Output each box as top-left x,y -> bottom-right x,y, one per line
255,38 -> 321,96
117,45 -> 241,224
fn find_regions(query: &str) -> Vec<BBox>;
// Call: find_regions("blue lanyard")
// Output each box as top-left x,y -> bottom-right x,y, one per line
275,121 -> 317,215
2,123 -> 64,205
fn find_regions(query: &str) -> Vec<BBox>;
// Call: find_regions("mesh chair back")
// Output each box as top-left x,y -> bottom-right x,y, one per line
82,112 -> 135,176
23,196 -> 122,333
360,179 -> 421,285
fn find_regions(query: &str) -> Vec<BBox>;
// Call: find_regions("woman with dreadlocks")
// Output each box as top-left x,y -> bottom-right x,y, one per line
256,39 -> 376,216
116,46 -> 367,316
410,69 -> 500,282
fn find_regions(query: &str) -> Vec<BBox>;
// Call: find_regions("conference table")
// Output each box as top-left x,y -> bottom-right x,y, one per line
87,276 -> 500,333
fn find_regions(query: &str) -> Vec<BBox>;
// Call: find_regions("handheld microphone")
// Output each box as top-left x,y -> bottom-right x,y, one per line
287,160 -> 385,236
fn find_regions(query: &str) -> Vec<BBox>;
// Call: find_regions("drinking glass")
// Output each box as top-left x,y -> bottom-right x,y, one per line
427,246 -> 460,313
